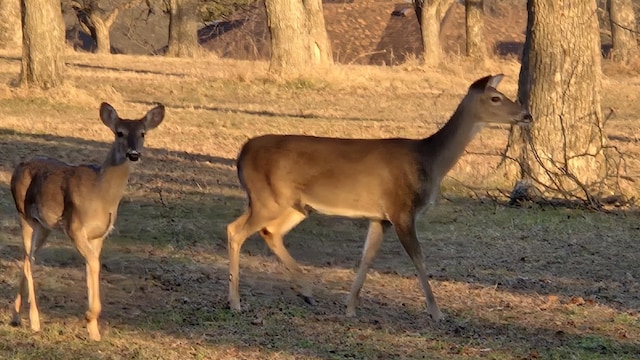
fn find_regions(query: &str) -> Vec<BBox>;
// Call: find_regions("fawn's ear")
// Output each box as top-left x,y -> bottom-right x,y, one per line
100,103 -> 119,132
143,104 -> 165,130
486,74 -> 504,90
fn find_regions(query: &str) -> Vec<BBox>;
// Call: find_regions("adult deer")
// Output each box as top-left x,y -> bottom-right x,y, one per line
10,103 -> 165,341
227,74 -> 531,320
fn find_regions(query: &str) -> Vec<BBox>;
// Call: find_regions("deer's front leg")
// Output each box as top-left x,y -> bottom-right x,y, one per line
73,231 -> 105,341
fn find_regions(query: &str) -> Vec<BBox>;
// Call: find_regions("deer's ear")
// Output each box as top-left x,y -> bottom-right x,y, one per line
143,104 -> 165,130
486,74 -> 504,89
100,103 -> 119,132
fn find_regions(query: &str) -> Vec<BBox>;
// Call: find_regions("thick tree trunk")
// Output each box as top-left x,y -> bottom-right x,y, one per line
465,0 -> 486,61
265,0 -> 333,73
414,0 -> 442,66
303,0 -> 333,65
167,0 -> 200,57
506,0 -> 607,205
20,0 -> 65,88
73,1 -> 144,54
88,9 -> 117,54
0,0 -> 21,50
608,0 -> 638,62
413,0 -> 453,66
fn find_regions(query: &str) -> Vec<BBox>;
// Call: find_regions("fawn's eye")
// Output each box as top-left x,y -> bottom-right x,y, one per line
491,96 -> 501,103
116,131 -> 124,138
140,132 -> 145,138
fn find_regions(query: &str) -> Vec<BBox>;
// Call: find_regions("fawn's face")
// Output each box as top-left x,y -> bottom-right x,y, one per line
99,103 -> 165,162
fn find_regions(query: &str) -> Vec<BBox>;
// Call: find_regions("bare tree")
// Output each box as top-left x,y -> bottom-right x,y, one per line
0,0 -> 21,51
166,0 -> 200,57
607,0 -> 639,62
20,0 -> 65,88
264,0 -> 333,74
413,0 -> 455,65
69,0 -> 145,54
465,0 -> 486,61
505,0 -> 610,207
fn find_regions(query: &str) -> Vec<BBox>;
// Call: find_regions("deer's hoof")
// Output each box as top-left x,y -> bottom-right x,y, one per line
429,310 -> 444,322
299,295 -> 317,306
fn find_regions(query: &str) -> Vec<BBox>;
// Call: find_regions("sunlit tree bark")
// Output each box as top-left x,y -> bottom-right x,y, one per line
265,0 -> 333,74
413,0 -> 454,66
465,0 -> 486,61
20,0 -> 66,88
607,0 -> 638,62
0,0 -> 21,50
69,0 -> 145,54
506,0 -> 607,206
167,0 -> 200,57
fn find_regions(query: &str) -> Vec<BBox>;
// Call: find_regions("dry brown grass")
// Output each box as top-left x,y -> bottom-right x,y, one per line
0,50 -> 639,359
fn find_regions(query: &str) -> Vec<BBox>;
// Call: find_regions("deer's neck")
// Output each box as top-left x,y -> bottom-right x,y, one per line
97,147 -> 132,206
421,102 -> 484,176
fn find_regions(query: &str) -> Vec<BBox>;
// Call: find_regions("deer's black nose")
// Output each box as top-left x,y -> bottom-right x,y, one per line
127,151 -> 140,161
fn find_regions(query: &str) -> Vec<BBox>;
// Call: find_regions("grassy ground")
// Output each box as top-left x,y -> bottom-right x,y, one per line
0,51 -> 639,359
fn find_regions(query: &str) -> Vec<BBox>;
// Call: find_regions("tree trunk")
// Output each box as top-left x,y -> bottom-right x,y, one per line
167,0 -> 200,57
506,0 -> 607,206
0,0 -> 21,51
20,0 -> 65,89
465,0 -> 486,61
413,0 -> 452,66
264,0 -> 333,74
303,0 -> 333,65
72,1 -> 144,54
88,9 -> 117,54
608,0 -> 638,62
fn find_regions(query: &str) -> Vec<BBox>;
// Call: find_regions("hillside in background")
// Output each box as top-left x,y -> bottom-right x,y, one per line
198,0 -> 527,65
59,0 -> 639,64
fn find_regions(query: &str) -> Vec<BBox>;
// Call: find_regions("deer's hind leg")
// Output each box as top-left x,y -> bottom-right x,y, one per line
258,207 -> 312,304
346,220 -> 390,317
12,217 -> 50,331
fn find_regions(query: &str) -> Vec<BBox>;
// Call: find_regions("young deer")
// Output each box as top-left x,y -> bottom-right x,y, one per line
227,74 -> 532,320
10,103 -> 164,341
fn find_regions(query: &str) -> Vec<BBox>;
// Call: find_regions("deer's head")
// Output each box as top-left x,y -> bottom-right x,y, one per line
99,103 -> 165,164
466,74 -> 532,126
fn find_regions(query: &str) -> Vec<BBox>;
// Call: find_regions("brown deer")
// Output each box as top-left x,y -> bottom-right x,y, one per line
10,103 -> 165,341
227,74 -> 532,320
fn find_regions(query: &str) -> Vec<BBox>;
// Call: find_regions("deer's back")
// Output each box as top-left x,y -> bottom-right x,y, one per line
11,157 -> 101,229
237,135 -> 427,219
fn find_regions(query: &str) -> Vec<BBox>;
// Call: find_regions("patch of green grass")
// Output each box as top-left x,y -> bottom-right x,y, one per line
283,77 -> 328,91
544,335 -> 639,360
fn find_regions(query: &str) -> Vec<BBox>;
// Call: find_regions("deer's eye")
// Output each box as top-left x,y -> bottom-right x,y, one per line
116,131 -> 124,138
491,96 -> 501,103
140,132 -> 145,138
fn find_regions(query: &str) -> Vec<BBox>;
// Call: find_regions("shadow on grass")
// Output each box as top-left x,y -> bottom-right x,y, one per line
129,100 -> 387,123
0,127 -> 237,195
1,248 -> 637,359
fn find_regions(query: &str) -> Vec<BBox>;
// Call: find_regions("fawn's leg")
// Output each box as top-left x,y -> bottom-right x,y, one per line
73,230 -> 105,341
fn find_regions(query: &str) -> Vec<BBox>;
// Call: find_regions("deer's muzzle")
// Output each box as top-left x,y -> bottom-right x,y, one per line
127,151 -> 140,162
